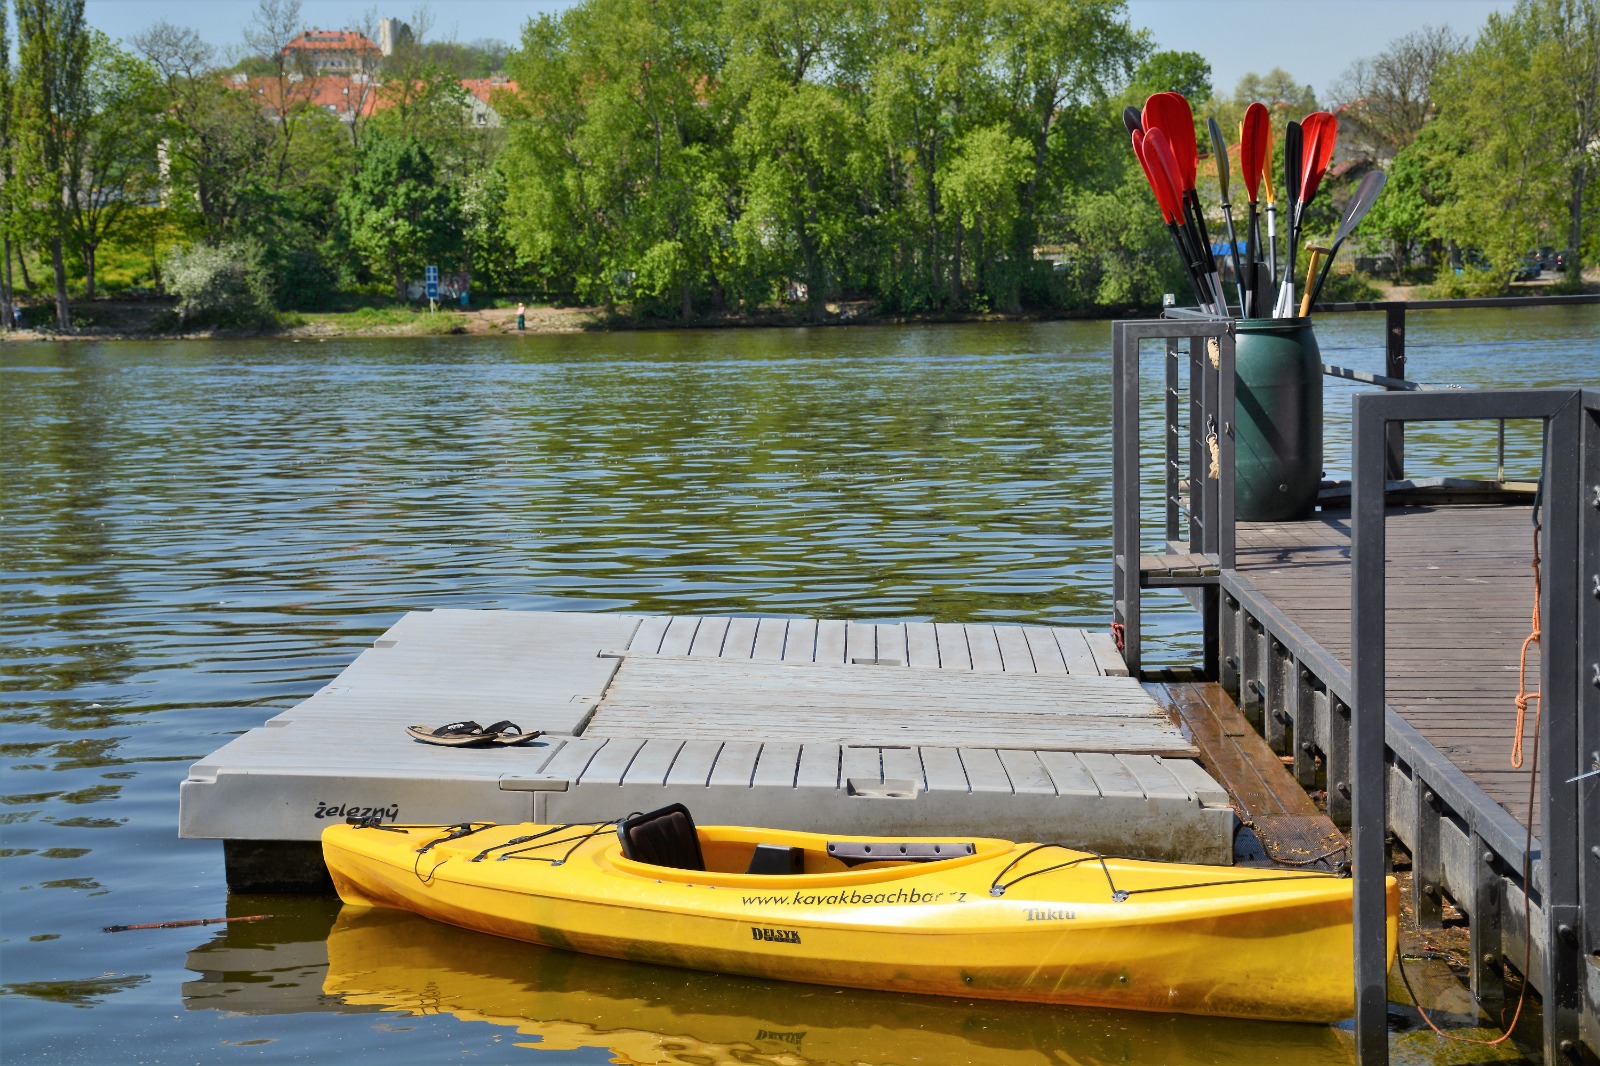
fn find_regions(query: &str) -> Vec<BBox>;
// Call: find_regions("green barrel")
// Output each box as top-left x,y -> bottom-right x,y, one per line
1233,318 -> 1322,521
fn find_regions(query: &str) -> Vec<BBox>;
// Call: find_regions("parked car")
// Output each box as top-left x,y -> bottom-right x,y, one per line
1512,255 -> 1541,281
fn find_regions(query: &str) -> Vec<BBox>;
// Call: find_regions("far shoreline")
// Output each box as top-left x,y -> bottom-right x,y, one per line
2,276 -> 1594,345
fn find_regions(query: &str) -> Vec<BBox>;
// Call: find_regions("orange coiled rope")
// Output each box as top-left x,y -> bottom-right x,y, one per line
1510,521 -> 1541,769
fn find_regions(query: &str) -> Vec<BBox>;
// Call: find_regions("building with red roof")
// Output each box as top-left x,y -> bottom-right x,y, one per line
283,29 -> 382,73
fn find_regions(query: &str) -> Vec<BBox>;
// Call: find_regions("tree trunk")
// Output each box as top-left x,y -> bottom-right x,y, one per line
1,235 -> 12,329
50,236 -> 70,330
395,265 -> 407,303
84,243 -> 97,301
17,241 -> 34,290
1568,175 -> 1586,283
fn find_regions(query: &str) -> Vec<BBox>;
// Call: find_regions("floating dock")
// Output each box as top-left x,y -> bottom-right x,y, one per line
181,610 -> 1237,890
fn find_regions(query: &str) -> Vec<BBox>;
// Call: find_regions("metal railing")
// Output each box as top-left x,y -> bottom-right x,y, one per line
1110,314 -> 1234,674
1347,387 -> 1599,1064
1108,295 -> 1600,1063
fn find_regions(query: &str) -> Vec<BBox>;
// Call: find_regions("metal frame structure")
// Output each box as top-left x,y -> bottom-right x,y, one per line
1109,298 -> 1599,1063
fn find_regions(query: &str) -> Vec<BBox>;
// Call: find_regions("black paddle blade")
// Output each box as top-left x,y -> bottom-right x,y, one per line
1207,116 -> 1231,202
1123,106 -> 1143,136
1283,121 -> 1303,214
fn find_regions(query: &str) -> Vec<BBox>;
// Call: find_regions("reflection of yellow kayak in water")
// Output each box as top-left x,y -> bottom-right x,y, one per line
324,906 -> 1359,1066
322,809 -> 1396,1024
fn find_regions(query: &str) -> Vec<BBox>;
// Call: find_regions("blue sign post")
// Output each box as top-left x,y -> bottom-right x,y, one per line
425,265 -> 439,308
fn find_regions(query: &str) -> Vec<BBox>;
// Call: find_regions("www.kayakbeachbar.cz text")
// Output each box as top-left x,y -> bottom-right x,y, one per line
741,888 -> 1075,919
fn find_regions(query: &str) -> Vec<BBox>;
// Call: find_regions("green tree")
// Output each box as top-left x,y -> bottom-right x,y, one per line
502,0 -> 730,318
1359,121 -> 1461,272
13,0 -> 90,328
135,21 -> 277,239
1430,0 -> 1600,282
723,0 -> 876,313
0,0 -> 14,326
1062,167 -> 1185,308
1129,49 -> 1212,102
339,132 -> 461,300
1210,68 -> 1318,141
61,32 -> 165,298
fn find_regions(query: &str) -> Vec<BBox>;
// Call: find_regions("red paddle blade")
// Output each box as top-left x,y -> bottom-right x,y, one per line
1298,111 -> 1338,205
1142,92 -> 1198,192
1239,102 -> 1269,202
1144,128 -> 1187,219
1131,130 -> 1177,223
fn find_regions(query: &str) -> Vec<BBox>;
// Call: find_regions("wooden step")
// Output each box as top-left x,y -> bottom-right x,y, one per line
1139,552 -> 1221,587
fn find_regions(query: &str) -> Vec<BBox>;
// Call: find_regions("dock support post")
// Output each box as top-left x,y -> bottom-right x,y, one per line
1412,773 -> 1443,928
1351,392 -> 1391,1065
1326,696 -> 1352,828
1264,638 -> 1291,754
1219,593 -> 1240,699
1470,828 -> 1506,1011
1293,670 -> 1320,788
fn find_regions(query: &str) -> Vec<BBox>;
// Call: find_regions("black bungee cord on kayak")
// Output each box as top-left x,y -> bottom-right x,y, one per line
471,821 -> 618,864
988,843 -> 1340,902
494,822 -> 619,866
989,846 -> 1126,900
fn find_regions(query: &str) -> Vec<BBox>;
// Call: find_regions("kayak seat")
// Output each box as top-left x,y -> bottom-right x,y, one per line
618,803 -> 705,871
827,841 -> 977,868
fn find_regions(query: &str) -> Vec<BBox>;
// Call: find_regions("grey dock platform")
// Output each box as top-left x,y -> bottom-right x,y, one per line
180,610 -> 1236,890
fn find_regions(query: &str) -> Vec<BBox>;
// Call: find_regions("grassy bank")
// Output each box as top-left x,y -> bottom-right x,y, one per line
2,270 -> 1595,344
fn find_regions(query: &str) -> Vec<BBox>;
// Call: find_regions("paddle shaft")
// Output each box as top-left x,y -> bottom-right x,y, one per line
1305,233 -> 1350,310
1244,200 -> 1259,317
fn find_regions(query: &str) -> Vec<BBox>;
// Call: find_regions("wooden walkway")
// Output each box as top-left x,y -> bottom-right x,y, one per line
1236,500 -> 1543,833
1146,676 -> 1347,869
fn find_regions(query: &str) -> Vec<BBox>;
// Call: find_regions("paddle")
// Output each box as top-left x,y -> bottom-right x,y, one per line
1260,119 -> 1279,295
1239,103 -> 1270,317
1144,93 -> 1226,314
1276,120 -> 1303,317
1122,105 -> 1143,137
1305,169 -> 1387,311
1208,116 -> 1245,316
1283,111 -> 1338,317
1134,129 -> 1214,312
1298,244 -> 1329,318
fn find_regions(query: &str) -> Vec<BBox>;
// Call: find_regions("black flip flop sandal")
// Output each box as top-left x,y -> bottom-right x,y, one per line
481,720 -> 544,747
406,721 -> 499,748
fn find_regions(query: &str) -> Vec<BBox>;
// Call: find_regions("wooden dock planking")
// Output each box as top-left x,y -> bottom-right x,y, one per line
1236,501 -> 1545,833
1146,676 -> 1347,868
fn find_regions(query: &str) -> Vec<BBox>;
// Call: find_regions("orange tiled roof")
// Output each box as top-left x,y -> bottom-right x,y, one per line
230,74 -> 382,118
226,74 -> 515,120
459,78 -> 518,104
284,29 -> 380,55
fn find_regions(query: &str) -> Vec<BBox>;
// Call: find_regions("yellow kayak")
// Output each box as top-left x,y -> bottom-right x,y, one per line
322,804 -> 1397,1023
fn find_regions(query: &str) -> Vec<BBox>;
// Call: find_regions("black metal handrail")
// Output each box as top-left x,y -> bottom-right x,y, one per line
1347,387 -> 1597,1064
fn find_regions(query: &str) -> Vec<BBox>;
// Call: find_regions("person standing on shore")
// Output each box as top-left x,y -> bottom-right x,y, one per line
516,303 -> 526,331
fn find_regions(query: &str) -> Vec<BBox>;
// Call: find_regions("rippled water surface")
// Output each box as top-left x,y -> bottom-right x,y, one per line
2,306 -> 1592,1064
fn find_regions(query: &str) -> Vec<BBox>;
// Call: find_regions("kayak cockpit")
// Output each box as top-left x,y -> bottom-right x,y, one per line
607,803 -> 1013,888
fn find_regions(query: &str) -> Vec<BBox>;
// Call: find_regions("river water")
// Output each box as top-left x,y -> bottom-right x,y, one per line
2,305 -> 1592,1064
